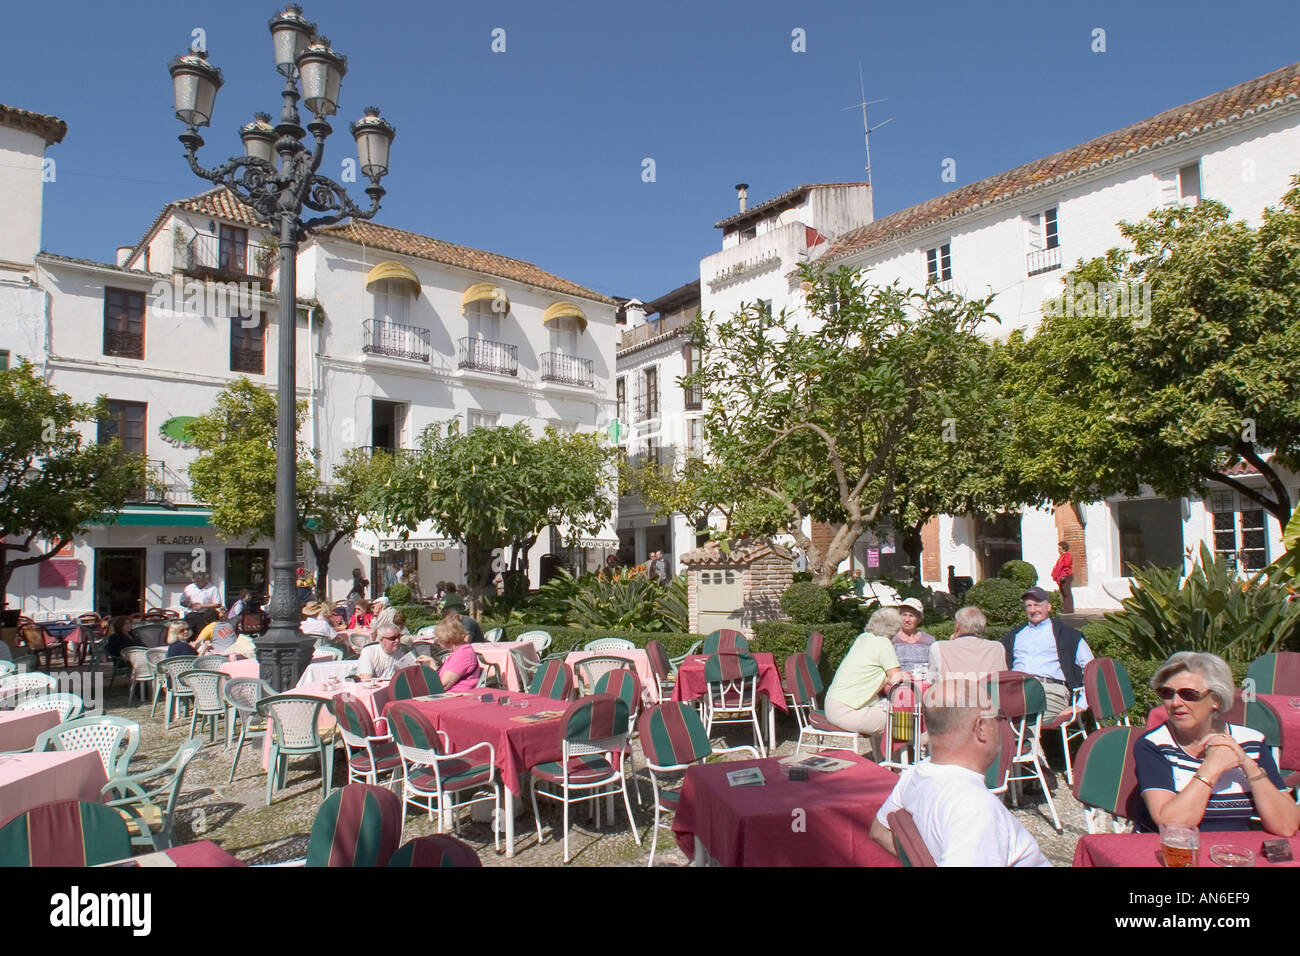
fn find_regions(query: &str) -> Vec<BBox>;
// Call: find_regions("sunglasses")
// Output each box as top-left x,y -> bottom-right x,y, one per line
1156,686 -> 1210,703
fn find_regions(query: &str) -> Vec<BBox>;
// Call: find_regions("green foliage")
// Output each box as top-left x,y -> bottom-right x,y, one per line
0,360 -> 148,597
780,581 -> 832,623
690,264 -> 1007,584
1092,544 -> 1300,668
500,626 -> 703,659
750,622 -> 860,684
385,582 -> 412,606
965,577 -> 1061,625
998,559 -> 1039,591
395,603 -> 437,633
655,575 -> 689,633
513,568 -> 684,632
1000,177 -> 1300,525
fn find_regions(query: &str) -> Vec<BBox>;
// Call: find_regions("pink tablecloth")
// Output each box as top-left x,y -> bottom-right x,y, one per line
1074,831 -> 1300,867
565,650 -> 655,696
671,653 -> 788,713
671,750 -> 900,866
384,690 -> 565,795
474,642 -> 539,692
221,653 -> 333,682
1148,694 -> 1300,770
0,709 -> 60,752
0,750 -> 108,825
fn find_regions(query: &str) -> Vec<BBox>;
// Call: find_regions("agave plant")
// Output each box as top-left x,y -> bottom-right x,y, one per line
653,574 -> 689,632
567,570 -> 665,631
1094,543 -> 1300,666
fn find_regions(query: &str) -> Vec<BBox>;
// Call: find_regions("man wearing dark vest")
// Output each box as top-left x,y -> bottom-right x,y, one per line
1000,586 -> 1093,723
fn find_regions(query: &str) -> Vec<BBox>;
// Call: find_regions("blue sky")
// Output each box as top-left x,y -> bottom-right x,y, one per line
4,0 -> 1298,300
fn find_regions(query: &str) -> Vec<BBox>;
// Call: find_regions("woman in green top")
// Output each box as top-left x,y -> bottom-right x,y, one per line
825,608 -> 904,755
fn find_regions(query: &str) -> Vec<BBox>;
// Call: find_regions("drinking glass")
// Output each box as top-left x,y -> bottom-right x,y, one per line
1159,822 -> 1200,867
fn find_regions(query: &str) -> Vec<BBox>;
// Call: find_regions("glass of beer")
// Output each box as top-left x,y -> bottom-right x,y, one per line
1159,822 -> 1200,867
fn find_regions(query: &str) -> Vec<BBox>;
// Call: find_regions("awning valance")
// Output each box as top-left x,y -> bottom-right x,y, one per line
353,526 -> 461,557
100,505 -> 212,528
365,261 -> 420,294
542,301 -> 587,333
462,281 -> 510,315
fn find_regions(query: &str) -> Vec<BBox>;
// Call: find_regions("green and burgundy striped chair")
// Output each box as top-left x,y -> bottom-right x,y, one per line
391,663 -> 445,701
637,702 -> 757,866
386,701 -> 500,850
702,629 -> 749,655
1223,692 -> 1286,772
784,652 -> 864,756
305,783 -> 403,867
887,809 -> 937,867
0,800 -> 132,866
984,671 -> 1062,833
529,694 -> 641,863
1246,652 -> 1300,697
527,659 -> 575,700
644,639 -> 675,704
805,631 -> 824,669
1084,658 -> 1136,726
331,693 -> 402,786
388,834 -> 483,867
984,718 -> 1015,794
1070,725 -> 1144,834
703,651 -> 766,756
593,668 -> 646,805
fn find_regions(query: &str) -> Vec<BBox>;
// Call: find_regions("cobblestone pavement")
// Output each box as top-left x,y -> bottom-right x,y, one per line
94,670 -> 1090,867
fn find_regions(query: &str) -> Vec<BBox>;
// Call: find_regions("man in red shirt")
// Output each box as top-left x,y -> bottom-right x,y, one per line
1051,541 -> 1074,614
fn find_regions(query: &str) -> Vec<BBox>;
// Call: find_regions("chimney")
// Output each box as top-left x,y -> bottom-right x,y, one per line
624,299 -> 647,328
735,183 -> 749,213
116,246 -> 132,267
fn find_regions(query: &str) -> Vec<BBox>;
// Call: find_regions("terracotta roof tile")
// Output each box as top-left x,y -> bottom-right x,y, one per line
0,104 -> 67,146
680,539 -> 793,566
822,62 -> 1300,263
319,220 -> 615,305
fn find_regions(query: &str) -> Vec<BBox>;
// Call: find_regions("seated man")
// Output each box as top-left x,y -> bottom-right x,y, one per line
870,677 -> 1051,867
928,606 -> 1007,681
357,624 -> 433,681
1001,586 -> 1091,725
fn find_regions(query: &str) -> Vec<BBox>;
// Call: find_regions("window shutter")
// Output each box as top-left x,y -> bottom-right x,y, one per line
1156,169 -> 1179,208
1025,212 -> 1044,252
1179,163 -> 1201,204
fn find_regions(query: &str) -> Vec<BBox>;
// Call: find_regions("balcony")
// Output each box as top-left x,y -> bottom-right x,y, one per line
684,385 -> 702,410
184,233 -> 274,283
133,459 -> 195,504
230,346 -> 264,374
103,330 -> 143,359
1027,246 -> 1062,276
634,389 -> 661,422
363,319 -> 431,362
458,337 -> 517,377
540,352 -> 594,388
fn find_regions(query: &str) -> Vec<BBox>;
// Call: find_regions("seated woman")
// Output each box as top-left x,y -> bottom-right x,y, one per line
348,599 -> 374,631
164,620 -> 199,658
105,616 -> 143,663
1135,651 -> 1299,835
434,616 -> 481,692
892,598 -> 936,678
825,608 -> 904,757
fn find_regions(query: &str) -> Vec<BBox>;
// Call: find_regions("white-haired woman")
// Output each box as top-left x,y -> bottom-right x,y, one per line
824,607 -> 905,755
1135,651 -> 1298,835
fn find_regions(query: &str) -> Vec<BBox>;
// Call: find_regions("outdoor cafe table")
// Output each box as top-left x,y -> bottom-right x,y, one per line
1074,831 -> 1300,867
474,641 -> 539,692
0,709 -> 60,752
565,649 -> 655,696
1147,695 -> 1300,770
671,652 -> 786,751
383,689 -> 569,858
671,750 -> 901,867
0,751 -> 108,824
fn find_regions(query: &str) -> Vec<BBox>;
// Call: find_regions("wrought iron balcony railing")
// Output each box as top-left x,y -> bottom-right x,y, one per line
540,351 -> 594,388
184,233 -> 275,282
458,336 -> 518,377
103,330 -> 144,359
132,459 -> 195,504
1026,246 -> 1062,276
363,319 -> 431,362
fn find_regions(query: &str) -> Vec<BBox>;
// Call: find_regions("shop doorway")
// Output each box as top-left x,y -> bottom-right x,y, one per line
94,549 -> 144,617
225,549 -> 269,605
975,513 -> 1023,580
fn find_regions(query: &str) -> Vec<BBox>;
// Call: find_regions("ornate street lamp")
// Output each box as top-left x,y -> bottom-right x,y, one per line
169,4 -> 396,690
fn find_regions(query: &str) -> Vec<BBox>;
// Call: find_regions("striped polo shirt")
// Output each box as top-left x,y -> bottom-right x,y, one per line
1133,722 -> 1285,832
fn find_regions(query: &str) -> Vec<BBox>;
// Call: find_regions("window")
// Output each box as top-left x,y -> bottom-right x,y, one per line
739,226 -> 756,242
1026,208 -> 1062,275
1210,491 -> 1267,572
98,400 -> 146,456
616,377 -> 626,425
218,225 -> 248,274
686,418 -> 702,458
549,316 -> 579,356
683,344 -> 703,409
230,315 -> 266,374
1157,163 -> 1201,208
643,366 -> 659,419
645,437 -> 661,468
103,287 -> 145,359
466,299 -> 501,341
371,278 -> 410,327
0,350 -> 8,370
467,409 -> 499,431
925,244 -> 952,283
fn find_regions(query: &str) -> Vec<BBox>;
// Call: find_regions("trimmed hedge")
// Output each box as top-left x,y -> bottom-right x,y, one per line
781,581 -> 832,624
925,619 -> 1012,643
965,577 -> 1062,626
997,559 -> 1039,591
751,622 -> 859,684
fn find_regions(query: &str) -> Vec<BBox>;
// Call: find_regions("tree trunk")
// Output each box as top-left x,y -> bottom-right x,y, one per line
900,522 -> 925,585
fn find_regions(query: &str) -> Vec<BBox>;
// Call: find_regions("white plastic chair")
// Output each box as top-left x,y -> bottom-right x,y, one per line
584,637 -> 634,653
701,653 -> 766,757
516,630 -> 552,656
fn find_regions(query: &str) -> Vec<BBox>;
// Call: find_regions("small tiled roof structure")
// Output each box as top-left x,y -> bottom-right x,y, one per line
715,183 -> 868,230
821,61 -> 1300,264
125,186 -> 266,267
680,539 -> 794,566
318,220 -> 615,305
0,104 -> 67,146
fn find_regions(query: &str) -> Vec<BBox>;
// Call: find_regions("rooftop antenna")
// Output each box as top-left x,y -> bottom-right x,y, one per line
842,62 -> 892,188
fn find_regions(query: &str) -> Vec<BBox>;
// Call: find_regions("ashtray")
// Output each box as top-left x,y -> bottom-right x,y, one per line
1209,845 -> 1255,867
481,693 -> 494,703
497,696 -> 510,706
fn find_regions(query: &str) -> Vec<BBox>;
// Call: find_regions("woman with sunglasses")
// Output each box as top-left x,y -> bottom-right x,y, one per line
1134,651 -> 1298,835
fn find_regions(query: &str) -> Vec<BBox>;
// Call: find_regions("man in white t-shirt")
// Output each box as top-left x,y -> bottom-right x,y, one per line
357,625 -> 432,681
870,677 -> 1050,867
182,573 -> 221,612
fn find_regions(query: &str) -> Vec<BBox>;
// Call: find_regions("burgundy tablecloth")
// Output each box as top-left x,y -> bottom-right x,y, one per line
0,709 -> 60,752
671,750 -> 901,866
384,690 -> 566,795
1148,695 -> 1300,770
0,751 -> 108,825
671,653 -> 788,713
162,840 -> 247,866
1074,831 -> 1300,867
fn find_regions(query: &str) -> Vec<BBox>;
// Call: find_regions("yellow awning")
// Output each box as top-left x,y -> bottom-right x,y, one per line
365,261 -> 420,293
462,282 -> 510,315
542,301 -> 587,333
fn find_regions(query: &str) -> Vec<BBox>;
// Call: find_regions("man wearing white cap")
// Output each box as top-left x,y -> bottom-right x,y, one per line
892,597 -> 936,679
